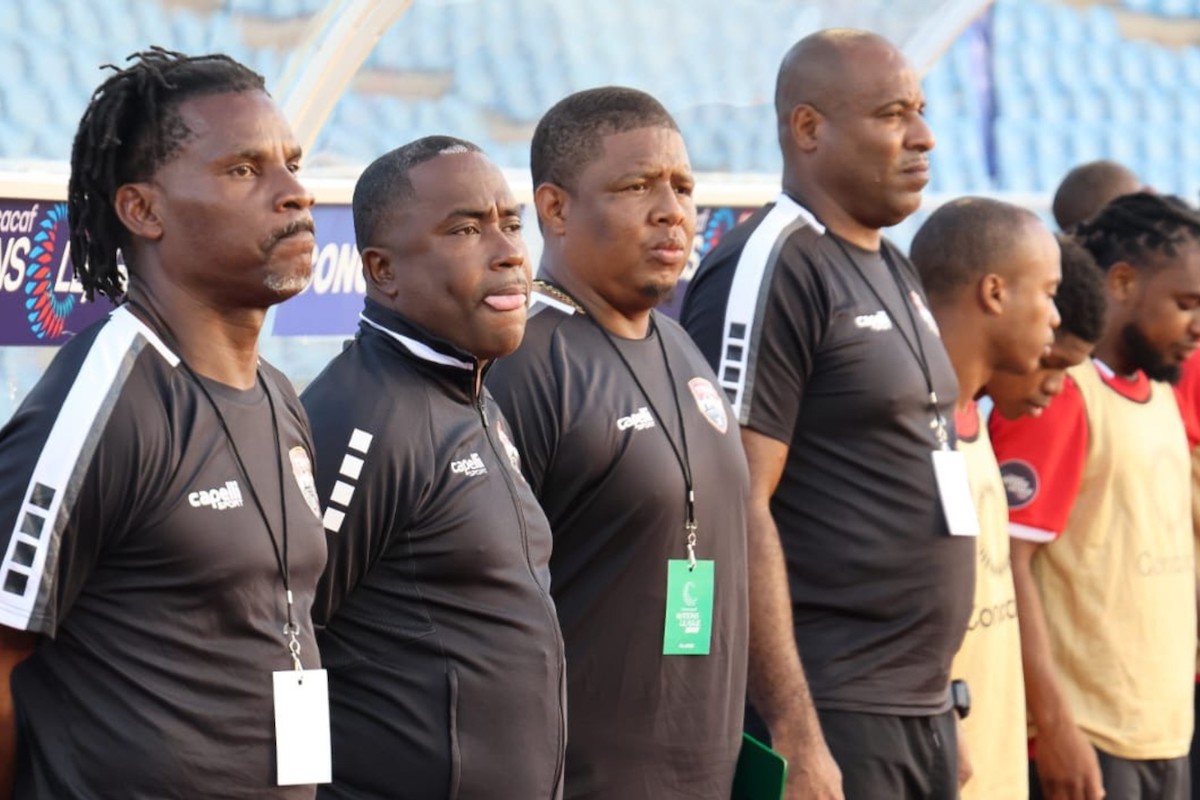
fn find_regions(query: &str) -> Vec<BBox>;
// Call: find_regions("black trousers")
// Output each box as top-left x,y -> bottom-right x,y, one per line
818,709 -> 958,800
1030,750 -> 1189,800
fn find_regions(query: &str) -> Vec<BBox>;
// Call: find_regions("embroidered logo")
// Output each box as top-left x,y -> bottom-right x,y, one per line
854,310 -> 893,332
496,423 -> 523,475
999,460 -> 1038,510
617,407 -> 656,432
188,481 -> 244,511
451,452 -> 488,477
688,377 -> 728,434
289,446 -> 322,520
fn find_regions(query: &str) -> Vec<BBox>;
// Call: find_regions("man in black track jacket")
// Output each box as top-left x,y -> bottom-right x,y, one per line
302,136 -> 565,800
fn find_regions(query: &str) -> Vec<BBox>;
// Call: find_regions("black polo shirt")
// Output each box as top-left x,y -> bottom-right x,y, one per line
487,296 -> 749,800
681,193 -> 973,715
0,306 -> 326,798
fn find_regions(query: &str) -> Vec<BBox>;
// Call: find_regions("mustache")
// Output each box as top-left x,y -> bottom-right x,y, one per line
261,218 -> 315,251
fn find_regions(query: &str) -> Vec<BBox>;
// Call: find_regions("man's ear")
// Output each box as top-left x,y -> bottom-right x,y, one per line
361,247 -> 398,299
1107,261 -> 1138,304
979,272 -> 1005,316
788,104 -> 822,153
534,183 -> 570,239
112,183 -> 163,242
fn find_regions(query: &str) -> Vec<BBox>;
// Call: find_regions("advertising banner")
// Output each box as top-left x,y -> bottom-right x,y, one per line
0,200 -> 113,346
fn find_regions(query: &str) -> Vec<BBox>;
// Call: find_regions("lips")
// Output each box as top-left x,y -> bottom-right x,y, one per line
648,237 -> 688,264
265,218 -> 316,251
483,283 -> 528,312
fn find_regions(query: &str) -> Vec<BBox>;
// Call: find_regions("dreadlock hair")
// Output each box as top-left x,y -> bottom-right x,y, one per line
1072,192 -> 1200,275
68,47 -> 266,302
1054,235 -> 1106,344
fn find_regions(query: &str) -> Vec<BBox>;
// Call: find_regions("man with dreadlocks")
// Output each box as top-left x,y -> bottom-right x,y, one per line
0,49 -> 326,798
990,192 -> 1200,800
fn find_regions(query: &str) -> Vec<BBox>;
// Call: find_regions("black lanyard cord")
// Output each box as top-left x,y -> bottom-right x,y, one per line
124,299 -> 300,665
829,237 -> 950,449
546,281 -> 700,567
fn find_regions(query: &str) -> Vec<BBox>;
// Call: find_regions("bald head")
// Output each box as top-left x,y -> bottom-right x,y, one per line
1052,160 -> 1141,232
913,197 -> 1051,305
775,29 -> 904,132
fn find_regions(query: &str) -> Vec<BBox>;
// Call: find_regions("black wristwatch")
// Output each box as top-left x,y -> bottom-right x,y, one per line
950,679 -> 971,720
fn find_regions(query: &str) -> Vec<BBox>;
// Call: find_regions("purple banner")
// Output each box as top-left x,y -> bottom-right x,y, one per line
0,200 -> 113,346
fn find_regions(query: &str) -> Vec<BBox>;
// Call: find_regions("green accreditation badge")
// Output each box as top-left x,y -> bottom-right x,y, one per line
662,559 -> 715,655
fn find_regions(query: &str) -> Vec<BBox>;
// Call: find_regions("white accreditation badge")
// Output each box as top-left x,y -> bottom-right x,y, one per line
931,449 -> 980,537
273,668 -> 333,785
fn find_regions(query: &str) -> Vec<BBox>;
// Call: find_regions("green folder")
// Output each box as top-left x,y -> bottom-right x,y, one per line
731,732 -> 788,800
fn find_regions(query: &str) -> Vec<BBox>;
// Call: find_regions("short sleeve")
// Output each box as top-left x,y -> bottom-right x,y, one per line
682,235 -> 827,445
485,315 -> 566,496
0,348 -> 147,636
988,376 -> 1088,542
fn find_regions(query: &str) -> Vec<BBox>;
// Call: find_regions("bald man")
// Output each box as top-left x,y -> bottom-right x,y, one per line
683,29 -> 972,799
1052,160 -> 1141,232
913,199 -> 1062,800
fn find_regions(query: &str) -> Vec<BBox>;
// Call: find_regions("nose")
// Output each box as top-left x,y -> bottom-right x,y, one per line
1188,308 -> 1200,339
490,227 -> 527,271
277,166 -> 315,212
1049,299 -> 1062,331
652,183 -> 691,228
906,111 -> 935,153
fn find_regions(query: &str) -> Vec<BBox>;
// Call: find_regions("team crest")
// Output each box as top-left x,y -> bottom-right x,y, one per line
999,459 -> 1038,510
688,377 -> 728,434
289,446 -> 323,520
496,423 -> 524,476
909,290 -> 941,337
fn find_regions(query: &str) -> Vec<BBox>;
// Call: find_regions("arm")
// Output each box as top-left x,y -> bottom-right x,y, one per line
1011,538 -> 1104,800
741,428 -> 843,800
0,627 -> 36,800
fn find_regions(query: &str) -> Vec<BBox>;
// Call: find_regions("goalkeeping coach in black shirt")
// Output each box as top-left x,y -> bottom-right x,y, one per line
488,87 -> 749,800
302,137 -> 565,800
683,29 -> 973,799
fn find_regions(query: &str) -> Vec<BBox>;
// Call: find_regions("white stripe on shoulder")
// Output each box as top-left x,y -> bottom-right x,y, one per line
1009,522 -> 1057,543
529,291 -> 577,316
0,306 -> 178,632
720,193 -> 821,422
360,314 -> 473,370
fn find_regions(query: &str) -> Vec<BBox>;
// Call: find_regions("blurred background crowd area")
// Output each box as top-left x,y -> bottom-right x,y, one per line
0,0 -> 1196,418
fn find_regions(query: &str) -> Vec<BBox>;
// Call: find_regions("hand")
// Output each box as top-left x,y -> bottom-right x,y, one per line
1035,723 -> 1105,800
772,732 -> 844,800
955,716 -> 973,789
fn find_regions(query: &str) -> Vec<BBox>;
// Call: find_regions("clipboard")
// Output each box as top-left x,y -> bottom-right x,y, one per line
731,732 -> 788,800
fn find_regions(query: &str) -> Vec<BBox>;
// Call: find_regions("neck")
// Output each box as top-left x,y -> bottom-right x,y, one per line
1091,329 -> 1132,376
542,261 -> 652,339
128,283 -> 265,390
933,307 -> 988,410
783,178 -> 882,251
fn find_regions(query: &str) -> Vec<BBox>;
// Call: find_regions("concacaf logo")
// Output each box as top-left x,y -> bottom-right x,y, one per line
23,203 -> 74,340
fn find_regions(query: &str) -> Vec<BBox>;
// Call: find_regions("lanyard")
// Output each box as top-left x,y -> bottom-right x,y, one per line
125,299 -> 303,669
536,282 -> 700,569
830,237 -> 950,450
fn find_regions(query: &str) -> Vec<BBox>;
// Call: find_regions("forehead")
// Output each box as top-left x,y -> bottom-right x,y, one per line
170,90 -> 294,161
580,126 -> 691,181
1006,223 -> 1062,283
1050,333 -> 1094,366
835,42 -> 922,108
408,151 -> 513,210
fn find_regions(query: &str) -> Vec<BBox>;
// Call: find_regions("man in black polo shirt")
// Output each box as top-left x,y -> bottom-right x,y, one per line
487,88 -> 749,799
682,29 -> 972,798
302,137 -> 565,799
0,51 -> 327,798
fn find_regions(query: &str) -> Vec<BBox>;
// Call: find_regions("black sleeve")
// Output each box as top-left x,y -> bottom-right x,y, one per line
302,361 -> 427,626
0,344 -> 156,636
